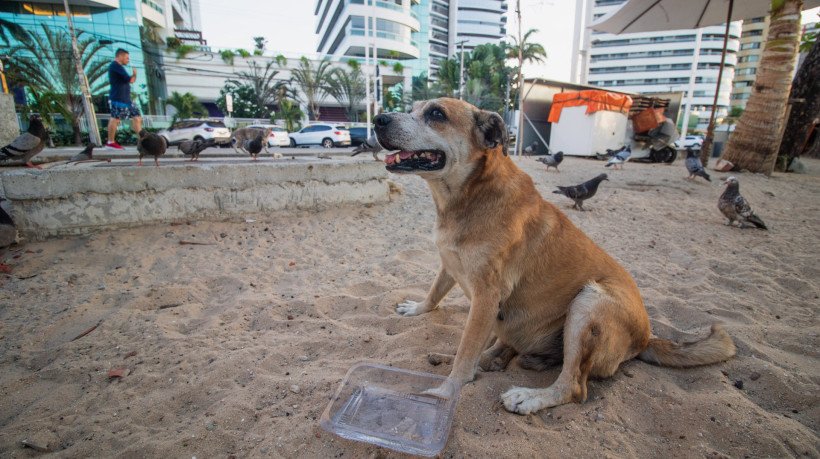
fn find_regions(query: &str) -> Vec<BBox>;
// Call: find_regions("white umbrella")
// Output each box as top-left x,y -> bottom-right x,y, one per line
591,0 -> 820,34
589,0 -> 820,161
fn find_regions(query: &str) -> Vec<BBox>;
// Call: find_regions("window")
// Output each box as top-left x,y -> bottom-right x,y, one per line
740,42 -> 761,50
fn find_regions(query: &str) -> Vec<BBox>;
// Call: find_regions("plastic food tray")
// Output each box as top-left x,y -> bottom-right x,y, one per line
319,362 -> 460,456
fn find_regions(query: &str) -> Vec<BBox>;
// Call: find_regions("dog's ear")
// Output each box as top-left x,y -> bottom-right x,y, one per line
474,110 -> 509,156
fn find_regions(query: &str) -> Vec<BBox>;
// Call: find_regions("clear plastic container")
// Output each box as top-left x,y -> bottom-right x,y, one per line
319,362 -> 460,457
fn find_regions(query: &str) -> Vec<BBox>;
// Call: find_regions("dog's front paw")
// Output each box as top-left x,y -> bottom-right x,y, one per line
501,386 -> 543,415
396,300 -> 431,316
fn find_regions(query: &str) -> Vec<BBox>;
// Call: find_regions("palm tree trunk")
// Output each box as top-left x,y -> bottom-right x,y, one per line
778,34 -> 820,170
718,0 -> 803,175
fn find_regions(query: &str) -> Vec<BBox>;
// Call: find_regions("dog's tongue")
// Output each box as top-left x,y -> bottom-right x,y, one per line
398,151 -> 414,159
384,153 -> 397,164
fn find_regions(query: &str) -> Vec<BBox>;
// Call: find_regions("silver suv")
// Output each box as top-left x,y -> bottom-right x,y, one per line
288,123 -> 351,148
158,119 -> 232,146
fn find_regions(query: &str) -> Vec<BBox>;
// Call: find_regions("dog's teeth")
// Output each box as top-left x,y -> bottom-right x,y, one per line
395,157 -> 401,163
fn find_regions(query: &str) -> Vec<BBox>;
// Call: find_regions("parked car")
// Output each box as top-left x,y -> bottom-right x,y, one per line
288,123 -> 351,148
246,124 -> 291,147
674,135 -> 704,149
347,127 -> 369,147
158,119 -> 231,146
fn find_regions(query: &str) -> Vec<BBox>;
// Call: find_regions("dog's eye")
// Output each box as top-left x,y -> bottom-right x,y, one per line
428,108 -> 446,121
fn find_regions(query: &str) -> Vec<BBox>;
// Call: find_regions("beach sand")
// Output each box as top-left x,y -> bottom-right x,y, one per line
0,155 -> 818,458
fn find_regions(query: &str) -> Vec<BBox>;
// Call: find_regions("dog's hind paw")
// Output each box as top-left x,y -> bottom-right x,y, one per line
428,353 -> 454,366
396,300 -> 432,316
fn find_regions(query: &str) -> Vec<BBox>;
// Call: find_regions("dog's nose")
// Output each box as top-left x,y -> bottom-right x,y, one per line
374,114 -> 392,128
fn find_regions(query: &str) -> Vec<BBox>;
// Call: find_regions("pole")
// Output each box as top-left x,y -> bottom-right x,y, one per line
681,29 -> 702,142
458,41 -> 465,100
700,0 -> 734,166
63,0 -> 101,146
365,6 -> 372,137
372,0 -> 380,114
515,0 -> 524,156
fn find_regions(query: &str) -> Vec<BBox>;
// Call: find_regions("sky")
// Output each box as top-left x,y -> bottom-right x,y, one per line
199,1 -> 820,84
198,0 -> 576,81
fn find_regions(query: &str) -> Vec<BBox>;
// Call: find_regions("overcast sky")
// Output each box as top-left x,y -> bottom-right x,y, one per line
199,1 -> 820,83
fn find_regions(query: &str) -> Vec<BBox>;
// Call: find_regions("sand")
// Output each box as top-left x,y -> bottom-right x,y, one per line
0,154 -> 818,458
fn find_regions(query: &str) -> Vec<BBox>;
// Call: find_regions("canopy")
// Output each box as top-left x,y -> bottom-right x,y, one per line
548,90 -> 633,123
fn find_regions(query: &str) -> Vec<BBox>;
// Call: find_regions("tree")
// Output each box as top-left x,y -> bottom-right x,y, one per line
290,57 -> 334,120
216,81 -> 265,118
276,97 -> 303,132
718,0 -> 803,175
253,36 -> 267,54
778,32 -> 820,170
506,25 -> 547,154
326,60 -> 365,122
409,72 -> 444,102
7,24 -> 108,145
436,58 -> 460,97
233,60 -> 289,114
0,18 -> 31,46
166,91 -> 207,123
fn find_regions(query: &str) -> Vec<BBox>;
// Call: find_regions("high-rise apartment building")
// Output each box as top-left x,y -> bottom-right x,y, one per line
731,16 -> 769,110
314,0 -> 506,80
0,0 -> 201,114
586,0 -> 741,130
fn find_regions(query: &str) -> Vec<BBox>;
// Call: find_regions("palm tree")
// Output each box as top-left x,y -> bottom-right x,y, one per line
276,97 -> 303,133
7,24 -> 108,145
718,0 -> 803,175
166,91 -> 207,123
290,57 -> 334,120
436,58 -> 460,97
0,18 -> 31,46
232,60 -> 290,115
506,24 -> 547,154
779,29 -> 820,170
409,72 -> 444,102
20,88 -> 71,147
326,60 -> 365,122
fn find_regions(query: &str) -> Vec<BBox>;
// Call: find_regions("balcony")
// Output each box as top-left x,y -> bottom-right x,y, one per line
174,29 -> 207,46
141,0 -> 165,27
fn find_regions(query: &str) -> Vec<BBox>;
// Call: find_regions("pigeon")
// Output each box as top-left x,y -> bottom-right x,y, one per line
605,145 -> 631,169
718,176 -> 767,229
243,133 -> 264,161
351,135 -> 383,161
68,143 -> 96,162
1,115 -> 49,169
0,198 -> 15,248
537,150 -> 564,172
178,138 -> 214,162
523,141 -> 538,156
684,147 -> 711,182
553,173 -> 608,211
137,130 -> 167,166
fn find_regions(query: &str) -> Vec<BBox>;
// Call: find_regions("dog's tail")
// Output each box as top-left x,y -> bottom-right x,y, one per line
637,324 -> 735,368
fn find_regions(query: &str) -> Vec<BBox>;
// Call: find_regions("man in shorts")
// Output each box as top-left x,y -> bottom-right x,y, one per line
106,48 -> 142,150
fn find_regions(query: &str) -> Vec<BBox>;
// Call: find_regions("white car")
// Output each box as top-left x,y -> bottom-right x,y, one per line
674,135 -> 704,149
288,123 -> 351,148
158,119 -> 232,146
247,124 -> 291,147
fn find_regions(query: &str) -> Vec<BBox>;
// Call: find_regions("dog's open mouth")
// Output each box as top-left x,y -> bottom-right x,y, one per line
384,150 -> 446,172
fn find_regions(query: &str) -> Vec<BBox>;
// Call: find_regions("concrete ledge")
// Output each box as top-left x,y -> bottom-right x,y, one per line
2,157 -> 390,241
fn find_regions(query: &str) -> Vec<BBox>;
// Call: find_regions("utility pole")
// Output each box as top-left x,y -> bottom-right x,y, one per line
456,40 -> 467,100
365,8 -> 372,137
63,0 -> 101,145
515,0 -> 523,156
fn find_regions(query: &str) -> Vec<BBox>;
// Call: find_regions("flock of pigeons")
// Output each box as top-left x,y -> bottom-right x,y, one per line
0,121 -> 767,246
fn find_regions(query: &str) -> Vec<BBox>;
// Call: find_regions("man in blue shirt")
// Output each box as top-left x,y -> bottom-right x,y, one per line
106,48 -> 142,150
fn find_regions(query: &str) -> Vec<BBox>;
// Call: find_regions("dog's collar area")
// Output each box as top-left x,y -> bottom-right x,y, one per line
384,150 -> 446,172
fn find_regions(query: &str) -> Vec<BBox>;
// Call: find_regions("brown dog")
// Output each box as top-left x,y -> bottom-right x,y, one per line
373,98 -> 735,415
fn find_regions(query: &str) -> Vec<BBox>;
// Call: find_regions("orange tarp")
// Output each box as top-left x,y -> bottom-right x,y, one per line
548,90 -> 633,123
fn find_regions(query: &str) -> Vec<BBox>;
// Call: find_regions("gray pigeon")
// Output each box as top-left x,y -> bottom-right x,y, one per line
68,143 -> 96,162
137,130 -> 167,166
1,115 -> 49,169
0,198 -> 14,248
718,176 -> 767,229
351,135 -> 383,161
178,138 -> 214,162
523,141 -> 538,155
243,133 -> 264,160
553,173 -> 608,211
685,147 -> 710,182
605,145 -> 631,169
537,150 -> 563,172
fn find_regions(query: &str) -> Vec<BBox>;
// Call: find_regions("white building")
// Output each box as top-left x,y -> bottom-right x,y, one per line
585,0 -> 740,131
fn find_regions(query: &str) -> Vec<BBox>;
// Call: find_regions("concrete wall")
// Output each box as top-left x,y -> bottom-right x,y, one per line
2,158 -> 390,241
